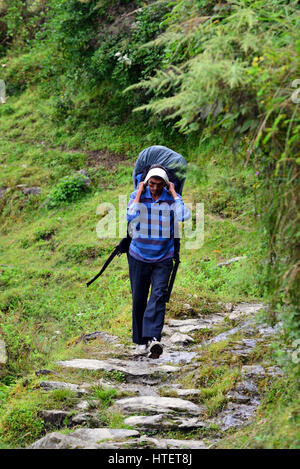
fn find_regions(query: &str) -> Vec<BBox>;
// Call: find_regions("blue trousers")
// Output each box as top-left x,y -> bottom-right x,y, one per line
127,253 -> 174,344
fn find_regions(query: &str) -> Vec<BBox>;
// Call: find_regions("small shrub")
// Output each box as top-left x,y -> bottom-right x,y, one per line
92,385 -> 117,408
47,174 -> 90,208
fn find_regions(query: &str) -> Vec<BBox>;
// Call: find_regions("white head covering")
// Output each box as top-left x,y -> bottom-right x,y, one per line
144,167 -> 170,186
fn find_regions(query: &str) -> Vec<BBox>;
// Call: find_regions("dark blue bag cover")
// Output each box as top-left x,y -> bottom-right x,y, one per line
133,145 -> 187,195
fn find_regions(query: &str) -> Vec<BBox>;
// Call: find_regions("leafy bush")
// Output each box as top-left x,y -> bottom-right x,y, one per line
47,174 -> 91,208
64,244 -> 101,263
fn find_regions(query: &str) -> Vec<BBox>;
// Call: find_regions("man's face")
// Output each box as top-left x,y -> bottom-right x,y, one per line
148,177 -> 165,197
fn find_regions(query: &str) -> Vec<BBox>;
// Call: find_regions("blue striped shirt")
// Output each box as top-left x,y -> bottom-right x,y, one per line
126,186 -> 190,263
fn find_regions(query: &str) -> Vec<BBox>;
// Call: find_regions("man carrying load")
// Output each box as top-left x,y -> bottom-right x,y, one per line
126,146 -> 190,359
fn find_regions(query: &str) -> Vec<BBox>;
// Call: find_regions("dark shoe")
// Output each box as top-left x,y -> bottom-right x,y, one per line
148,338 -> 163,359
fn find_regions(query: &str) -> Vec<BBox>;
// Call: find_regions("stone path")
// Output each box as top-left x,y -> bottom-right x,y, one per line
29,302 -> 283,449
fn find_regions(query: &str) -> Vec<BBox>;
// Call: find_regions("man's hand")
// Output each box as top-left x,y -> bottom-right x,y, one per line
133,181 -> 146,203
168,182 -> 179,200
137,181 -> 146,193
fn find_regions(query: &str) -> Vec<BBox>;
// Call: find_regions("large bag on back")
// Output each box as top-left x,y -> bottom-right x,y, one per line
133,145 -> 187,195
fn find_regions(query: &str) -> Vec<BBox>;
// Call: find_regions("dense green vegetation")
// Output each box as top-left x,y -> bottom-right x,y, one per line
0,0 -> 299,449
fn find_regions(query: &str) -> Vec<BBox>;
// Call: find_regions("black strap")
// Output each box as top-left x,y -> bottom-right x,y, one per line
86,248 -> 121,287
166,238 -> 181,302
86,222 -> 132,287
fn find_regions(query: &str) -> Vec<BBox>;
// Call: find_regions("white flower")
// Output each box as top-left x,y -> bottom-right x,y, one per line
123,55 -> 132,66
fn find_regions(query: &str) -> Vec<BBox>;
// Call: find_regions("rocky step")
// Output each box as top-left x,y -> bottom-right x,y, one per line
126,436 -> 208,450
111,395 -> 205,416
29,429 -> 208,449
97,378 -> 160,397
38,409 -> 101,428
56,358 -> 179,383
163,314 -> 225,336
124,414 -> 207,432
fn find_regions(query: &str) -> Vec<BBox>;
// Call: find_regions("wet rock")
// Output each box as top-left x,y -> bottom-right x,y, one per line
113,396 -> 205,416
57,358 -> 179,382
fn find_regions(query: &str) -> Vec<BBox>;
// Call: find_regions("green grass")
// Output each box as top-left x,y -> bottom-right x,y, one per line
0,74 -> 295,449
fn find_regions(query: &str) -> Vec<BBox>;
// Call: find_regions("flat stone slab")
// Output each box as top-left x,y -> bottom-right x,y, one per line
97,378 -> 159,397
39,380 -> 89,395
130,436 -> 207,449
175,388 -> 202,397
141,349 -> 197,366
29,432 -> 110,449
29,428 -> 139,450
57,358 -> 179,381
124,414 -> 207,431
167,315 -> 224,333
113,396 -> 205,416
